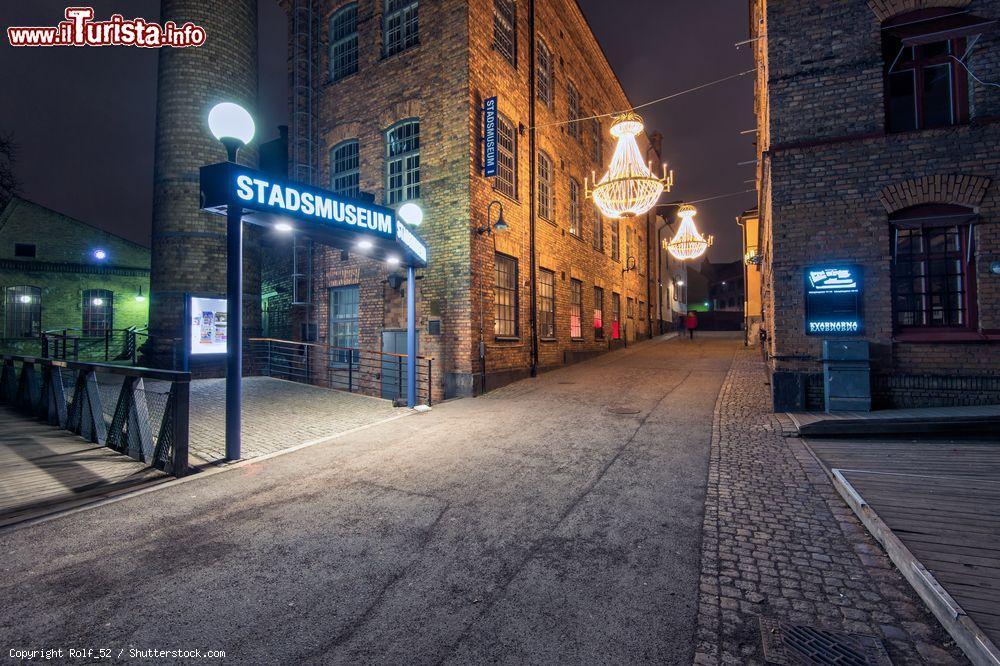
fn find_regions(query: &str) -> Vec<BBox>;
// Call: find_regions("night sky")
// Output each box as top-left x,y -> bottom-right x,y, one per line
0,1 -> 754,261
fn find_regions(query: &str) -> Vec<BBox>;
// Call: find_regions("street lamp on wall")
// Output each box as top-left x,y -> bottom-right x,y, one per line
477,200 -> 509,394
477,200 -> 508,236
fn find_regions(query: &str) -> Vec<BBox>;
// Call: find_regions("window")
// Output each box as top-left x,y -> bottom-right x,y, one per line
569,178 -> 582,236
329,4 -> 358,82
567,82 -> 580,139
627,296 -> 634,321
329,285 -> 360,365
492,0 -> 516,67
891,205 -> 975,330
611,292 -> 621,339
82,289 -> 113,336
592,118 -> 602,163
593,287 -> 604,339
385,120 -> 420,204
3,286 -> 41,338
537,151 -> 554,221
536,38 -> 553,108
883,16 -> 967,133
611,219 -> 620,261
330,140 -> 360,197
570,279 -> 582,338
593,211 -> 604,251
539,269 -> 555,338
14,243 -> 35,258
494,113 -> 517,199
625,225 -> 633,263
494,253 -> 518,337
383,0 -> 418,57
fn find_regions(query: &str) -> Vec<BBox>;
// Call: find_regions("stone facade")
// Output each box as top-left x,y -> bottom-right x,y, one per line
752,0 -> 1000,408
300,0 -> 662,400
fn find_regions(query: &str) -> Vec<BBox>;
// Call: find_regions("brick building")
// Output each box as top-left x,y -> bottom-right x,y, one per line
751,0 -> 1000,408
0,197 -> 150,356
281,0 -> 663,399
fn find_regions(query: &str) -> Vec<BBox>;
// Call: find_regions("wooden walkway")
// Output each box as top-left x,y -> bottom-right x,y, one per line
788,404 -> 1000,436
807,437 -> 1000,665
0,406 -> 168,528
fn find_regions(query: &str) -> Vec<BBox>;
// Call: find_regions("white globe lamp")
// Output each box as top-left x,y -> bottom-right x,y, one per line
208,102 -> 255,161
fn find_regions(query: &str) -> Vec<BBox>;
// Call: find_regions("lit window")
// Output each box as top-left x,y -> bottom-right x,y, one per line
3,286 -> 41,338
594,286 -> 604,339
537,151 -> 554,221
539,269 -> 555,338
383,0 -> 418,57
567,82 -> 580,139
385,120 -> 420,204
330,140 -> 360,198
494,113 -> 517,199
82,289 -> 113,337
493,0 -> 516,67
569,178 -> 582,236
611,292 -> 621,339
494,252 -> 518,337
329,4 -> 358,82
536,38 -> 553,108
329,285 -> 360,366
570,279 -> 582,338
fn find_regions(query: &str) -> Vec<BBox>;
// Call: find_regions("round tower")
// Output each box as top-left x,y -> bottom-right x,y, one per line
148,0 -> 261,368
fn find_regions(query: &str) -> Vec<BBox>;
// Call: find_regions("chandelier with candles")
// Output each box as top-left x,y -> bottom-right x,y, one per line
586,112 -> 672,219
665,204 -> 713,260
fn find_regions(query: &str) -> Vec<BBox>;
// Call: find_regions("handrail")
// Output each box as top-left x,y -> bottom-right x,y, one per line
248,337 -> 433,361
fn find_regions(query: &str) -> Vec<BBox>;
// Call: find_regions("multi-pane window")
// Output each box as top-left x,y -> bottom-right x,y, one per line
592,118 -> 602,163
593,287 -> 604,339
494,252 -> 518,337
82,289 -> 113,336
892,208 -> 975,329
611,219 -> 620,261
627,296 -> 634,321
593,211 -> 604,251
3,286 -> 41,338
385,120 -> 420,204
883,30 -> 966,133
536,38 -> 553,108
567,82 -> 580,139
330,140 -> 360,198
537,151 -> 554,221
625,225 -> 633,262
492,0 -> 516,67
329,285 -> 360,365
494,113 -> 517,199
569,279 -> 582,338
611,292 -> 621,339
383,0 -> 419,57
539,269 -> 555,338
329,4 -> 358,82
569,178 -> 582,236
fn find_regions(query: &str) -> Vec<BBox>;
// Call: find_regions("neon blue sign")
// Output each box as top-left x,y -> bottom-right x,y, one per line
804,264 -> 863,336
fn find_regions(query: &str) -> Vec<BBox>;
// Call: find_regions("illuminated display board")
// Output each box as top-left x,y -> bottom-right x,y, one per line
804,265 -> 863,336
188,295 -> 228,355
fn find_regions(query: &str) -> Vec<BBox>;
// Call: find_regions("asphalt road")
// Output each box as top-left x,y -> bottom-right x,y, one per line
1,333 -> 739,665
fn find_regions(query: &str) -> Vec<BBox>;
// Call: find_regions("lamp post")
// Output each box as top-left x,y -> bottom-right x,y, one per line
208,101 -> 255,461
397,203 -> 425,409
476,201 -> 508,392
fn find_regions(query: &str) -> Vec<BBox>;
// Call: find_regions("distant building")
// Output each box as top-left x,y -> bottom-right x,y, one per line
653,204 -> 689,331
751,0 -> 1000,409
0,197 -> 150,356
704,259 -> 744,313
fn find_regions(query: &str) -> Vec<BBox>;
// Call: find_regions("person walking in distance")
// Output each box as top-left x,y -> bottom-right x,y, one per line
685,311 -> 698,340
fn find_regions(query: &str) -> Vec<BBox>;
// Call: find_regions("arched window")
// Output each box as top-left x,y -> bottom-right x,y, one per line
492,0 -> 516,67
82,289 -> 114,336
3,286 -> 41,338
536,38 -> 553,108
383,0 -> 418,57
493,112 -> 516,199
329,4 -> 358,82
891,204 -> 977,330
385,119 -> 420,204
330,139 -> 360,197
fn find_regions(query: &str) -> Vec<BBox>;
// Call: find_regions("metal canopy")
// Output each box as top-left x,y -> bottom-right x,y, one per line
199,162 -> 428,268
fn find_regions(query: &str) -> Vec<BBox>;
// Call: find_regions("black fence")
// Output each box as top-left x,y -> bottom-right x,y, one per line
0,355 -> 191,476
41,327 -> 144,365
247,337 -> 433,406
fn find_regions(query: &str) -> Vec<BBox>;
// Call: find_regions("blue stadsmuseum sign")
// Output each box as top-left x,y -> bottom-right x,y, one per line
483,96 -> 498,178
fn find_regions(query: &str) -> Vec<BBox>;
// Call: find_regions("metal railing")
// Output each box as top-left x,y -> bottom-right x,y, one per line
41,327 -> 145,365
247,337 -> 433,406
0,354 -> 191,477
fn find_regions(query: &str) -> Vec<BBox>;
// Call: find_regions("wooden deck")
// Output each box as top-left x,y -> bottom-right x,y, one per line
806,437 -> 1000,665
0,406 -> 168,528
788,404 -> 1000,437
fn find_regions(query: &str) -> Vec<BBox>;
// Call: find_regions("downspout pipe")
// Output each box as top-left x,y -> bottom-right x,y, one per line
528,0 -> 538,377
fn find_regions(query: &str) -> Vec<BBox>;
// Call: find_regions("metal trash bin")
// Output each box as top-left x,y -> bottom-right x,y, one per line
823,340 -> 871,412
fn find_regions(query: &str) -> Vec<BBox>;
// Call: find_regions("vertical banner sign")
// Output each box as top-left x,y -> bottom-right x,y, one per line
804,265 -> 864,335
483,96 -> 498,178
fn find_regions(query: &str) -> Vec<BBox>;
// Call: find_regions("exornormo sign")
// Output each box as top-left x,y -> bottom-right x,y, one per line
200,162 -> 428,267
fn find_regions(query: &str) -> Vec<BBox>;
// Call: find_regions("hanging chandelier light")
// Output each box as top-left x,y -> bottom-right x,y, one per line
665,204 -> 713,261
586,111 -> 672,219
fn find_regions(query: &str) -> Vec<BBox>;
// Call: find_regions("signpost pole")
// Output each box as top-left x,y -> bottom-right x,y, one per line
406,265 -> 416,409
225,200 -> 243,460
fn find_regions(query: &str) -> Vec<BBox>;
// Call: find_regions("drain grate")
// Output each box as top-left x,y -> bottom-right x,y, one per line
759,617 -> 892,666
607,406 -> 641,415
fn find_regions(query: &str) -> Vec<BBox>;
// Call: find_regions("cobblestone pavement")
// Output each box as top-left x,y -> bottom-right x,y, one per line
188,377 -> 404,463
694,348 -> 966,665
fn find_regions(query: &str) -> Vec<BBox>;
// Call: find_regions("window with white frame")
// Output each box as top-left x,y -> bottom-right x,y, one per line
385,120 -> 420,204
536,38 -> 553,108
3,286 -> 41,338
82,289 -> 113,336
383,0 -> 418,57
569,177 -> 582,236
593,286 -> 604,339
329,4 -> 358,82
494,252 -> 518,337
494,113 -> 516,199
330,140 -> 360,197
537,150 -> 554,221
567,82 -> 580,139
492,0 -> 516,67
